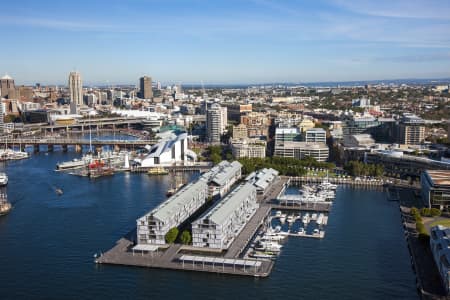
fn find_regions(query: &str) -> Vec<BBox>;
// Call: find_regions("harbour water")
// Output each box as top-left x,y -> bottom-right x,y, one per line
0,150 -> 418,299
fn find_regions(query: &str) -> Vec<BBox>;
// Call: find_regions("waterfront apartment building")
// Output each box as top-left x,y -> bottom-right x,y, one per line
304,128 -> 326,143
136,179 -> 208,245
139,76 -> 153,99
191,183 -> 258,249
430,225 -> 450,294
421,170 -> 450,211
274,141 -> 329,162
231,138 -> 266,159
245,168 -> 279,195
68,71 -> 83,113
200,160 -> 242,198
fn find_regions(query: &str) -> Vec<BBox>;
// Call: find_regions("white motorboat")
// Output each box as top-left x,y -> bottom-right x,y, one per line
0,149 -> 29,161
311,213 -> 318,221
255,241 -> 282,252
302,213 -> 310,224
279,214 -> 287,223
313,228 -> 320,235
298,227 -> 305,235
316,213 -> 324,225
250,251 -> 276,259
0,173 -> 8,186
275,210 -> 282,218
56,158 -> 89,170
261,234 -> 285,242
287,215 -> 295,224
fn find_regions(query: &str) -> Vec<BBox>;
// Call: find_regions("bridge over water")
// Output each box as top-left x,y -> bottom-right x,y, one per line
0,138 -> 159,152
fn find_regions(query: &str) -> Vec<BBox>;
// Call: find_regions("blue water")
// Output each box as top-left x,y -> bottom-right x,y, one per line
0,151 -> 418,300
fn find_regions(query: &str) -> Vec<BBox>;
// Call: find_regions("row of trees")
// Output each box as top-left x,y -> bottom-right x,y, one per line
165,228 -> 192,245
410,207 -> 430,243
238,156 -> 335,176
344,161 -> 384,177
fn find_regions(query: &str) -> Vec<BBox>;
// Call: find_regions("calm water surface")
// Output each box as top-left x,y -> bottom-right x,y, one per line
0,151 -> 418,300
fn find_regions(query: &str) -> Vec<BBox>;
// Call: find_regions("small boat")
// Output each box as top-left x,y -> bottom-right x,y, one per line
311,213 -> 318,221
316,213 -> 324,225
275,210 -> 282,218
0,193 -> 12,216
147,167 -> 169,175
261,234 -> 285,242
302,213 -> 310,224
298,227 -> 305,235
313,228 -> 320,235
287,215 -> 295,224
279,214 -> 287,223
55,188 -> 63,196
255,241 -> 282,252
0,173 -> 8,186
250,251 -> 276,259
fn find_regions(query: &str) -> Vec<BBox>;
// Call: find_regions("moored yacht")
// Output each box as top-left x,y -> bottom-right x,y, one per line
0,172 -> 8,186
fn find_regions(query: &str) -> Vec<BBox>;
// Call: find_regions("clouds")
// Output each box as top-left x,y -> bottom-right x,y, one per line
331,0 -> 450,20
0,0 -> 449,83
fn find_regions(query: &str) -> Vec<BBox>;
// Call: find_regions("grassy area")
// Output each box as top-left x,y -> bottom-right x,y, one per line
429,218 -> 450,228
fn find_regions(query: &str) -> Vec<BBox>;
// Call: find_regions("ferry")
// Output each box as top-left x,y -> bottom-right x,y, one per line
0,172 -> 8,186
147,167 -> 169,175
0,193 -> 11,216
56,158 -> 89,170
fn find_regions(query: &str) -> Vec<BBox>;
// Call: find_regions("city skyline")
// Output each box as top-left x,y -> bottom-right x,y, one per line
1,0 -> 450,85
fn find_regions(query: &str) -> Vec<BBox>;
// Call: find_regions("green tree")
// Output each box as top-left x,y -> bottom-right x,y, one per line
165,227 -> 179,244
180,230 -> 192,245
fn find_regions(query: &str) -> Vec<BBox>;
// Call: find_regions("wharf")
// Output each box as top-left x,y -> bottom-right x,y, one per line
96,237 -> 273,277
271,203 -> 331,212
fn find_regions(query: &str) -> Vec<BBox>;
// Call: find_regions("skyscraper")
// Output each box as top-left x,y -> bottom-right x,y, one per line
139,76 -> 153,99
207,103 -> 223,144
68,71 -> 83,113
0,74 -> 16,99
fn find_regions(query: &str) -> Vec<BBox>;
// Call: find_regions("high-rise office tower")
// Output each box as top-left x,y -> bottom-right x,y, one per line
68,71 -> 83,113
0,74 -> 16,99
139,76 -> 153,99
207,103 -> 223,144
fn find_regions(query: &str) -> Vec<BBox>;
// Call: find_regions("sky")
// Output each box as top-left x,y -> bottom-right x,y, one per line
1,0 -> 450,85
